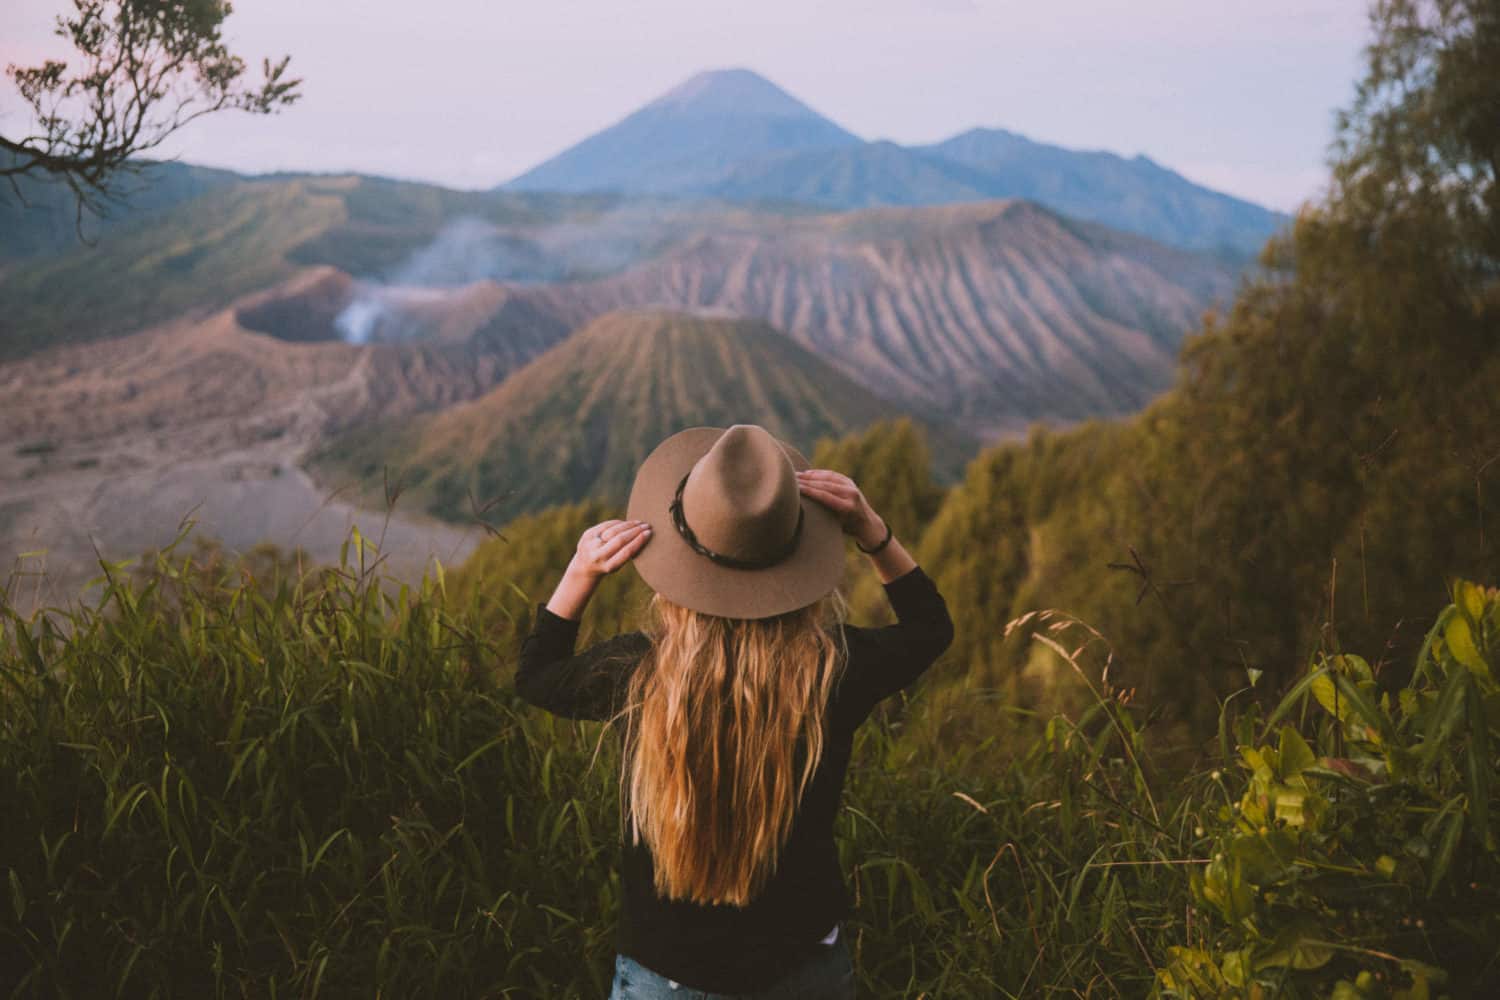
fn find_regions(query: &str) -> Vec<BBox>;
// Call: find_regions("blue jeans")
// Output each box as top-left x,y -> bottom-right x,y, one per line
607,934 -> 856,999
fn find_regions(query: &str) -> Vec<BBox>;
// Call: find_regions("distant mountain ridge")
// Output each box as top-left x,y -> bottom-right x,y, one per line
502,68 -> 1287,254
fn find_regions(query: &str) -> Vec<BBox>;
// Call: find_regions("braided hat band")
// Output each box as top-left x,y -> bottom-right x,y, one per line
669,472 -> 805,571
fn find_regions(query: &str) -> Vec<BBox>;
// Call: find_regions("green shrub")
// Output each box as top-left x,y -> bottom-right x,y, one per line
1157,581 -> 1500,998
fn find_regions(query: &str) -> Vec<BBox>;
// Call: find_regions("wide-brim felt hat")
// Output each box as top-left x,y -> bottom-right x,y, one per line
627,424 -> 845,619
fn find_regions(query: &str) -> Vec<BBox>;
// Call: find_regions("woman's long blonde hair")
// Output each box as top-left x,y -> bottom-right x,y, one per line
619,590 -> 847,906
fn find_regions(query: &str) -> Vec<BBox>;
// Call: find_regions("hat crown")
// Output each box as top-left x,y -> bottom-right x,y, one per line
681,425 -> 801,563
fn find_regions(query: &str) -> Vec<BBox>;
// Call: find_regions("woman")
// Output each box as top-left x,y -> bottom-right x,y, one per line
517,424 -> 954,998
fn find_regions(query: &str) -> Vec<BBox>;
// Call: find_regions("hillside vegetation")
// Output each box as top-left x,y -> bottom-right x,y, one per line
2,525 -> 1496,997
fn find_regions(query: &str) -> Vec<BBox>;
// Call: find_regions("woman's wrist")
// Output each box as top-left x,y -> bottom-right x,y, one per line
853,514 -> 889,552
546,560 -> 601,620
564,554 -> 604,582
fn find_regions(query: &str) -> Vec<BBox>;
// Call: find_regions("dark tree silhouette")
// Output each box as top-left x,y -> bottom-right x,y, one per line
2,0 -> 300,224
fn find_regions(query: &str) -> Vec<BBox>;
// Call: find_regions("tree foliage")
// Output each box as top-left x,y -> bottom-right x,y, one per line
2,0 -> 300,222
915,0 -> 1500,738
1333,0 -> 1500,283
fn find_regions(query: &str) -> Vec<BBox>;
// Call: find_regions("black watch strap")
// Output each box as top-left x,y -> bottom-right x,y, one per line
856,518 -> 894,555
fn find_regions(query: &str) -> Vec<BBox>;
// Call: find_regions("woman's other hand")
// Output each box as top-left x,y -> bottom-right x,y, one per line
794,470 -> 883,548
570,519 -> 653,579
796,469 -> 916,584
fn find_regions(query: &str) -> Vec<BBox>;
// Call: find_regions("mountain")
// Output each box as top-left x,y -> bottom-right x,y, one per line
918,128 -> 1283,255
501,69 -> 1286,255
506,69 -> 862,195
312,310 -> 971,523
511,200 -> 1237,437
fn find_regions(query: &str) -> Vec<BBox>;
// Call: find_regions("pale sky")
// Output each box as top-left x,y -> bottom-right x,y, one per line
1,0 -> 1372,212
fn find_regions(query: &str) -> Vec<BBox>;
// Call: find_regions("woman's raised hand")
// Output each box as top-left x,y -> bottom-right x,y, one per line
571,519 -> 652,579
795,469 -> 885,548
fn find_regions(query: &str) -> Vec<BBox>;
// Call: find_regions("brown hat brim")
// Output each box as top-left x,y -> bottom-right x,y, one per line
626,427 -> 846,619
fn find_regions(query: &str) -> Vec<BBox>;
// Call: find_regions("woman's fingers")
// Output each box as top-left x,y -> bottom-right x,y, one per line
598,522 -> 650,559
599,522 -> 646,549
797,472 -> 857,499
597,520 -> 634,543
581,520 -> 622,547
799,483 -> 855,511
601,526 -> 651,571
798,482 -> 843,502
797,469 -> 854,488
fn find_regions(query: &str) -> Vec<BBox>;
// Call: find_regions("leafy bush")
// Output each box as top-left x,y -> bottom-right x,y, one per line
1158,581 -> 1500,998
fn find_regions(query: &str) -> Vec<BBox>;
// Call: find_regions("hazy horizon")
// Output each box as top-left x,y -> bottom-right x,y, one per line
2,1 -> 1369,212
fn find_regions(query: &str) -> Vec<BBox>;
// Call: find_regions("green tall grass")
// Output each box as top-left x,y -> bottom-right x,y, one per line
3,537 -> 1496,997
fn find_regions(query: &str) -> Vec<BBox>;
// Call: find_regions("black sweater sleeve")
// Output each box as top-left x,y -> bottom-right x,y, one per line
514,605 -> 651,721
836,565 -> 955,724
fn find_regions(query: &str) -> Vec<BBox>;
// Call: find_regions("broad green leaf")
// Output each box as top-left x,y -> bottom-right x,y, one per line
1311,671 -> 1347,720
1333,653 -> 1374,681
1278,726 -> 1316,779
1256,926 -> 1334,971
1272,785 -> 1310,827
1219,948 -> 1250,987
1454,579 -> 1486,624
1444,614 -> 1489,678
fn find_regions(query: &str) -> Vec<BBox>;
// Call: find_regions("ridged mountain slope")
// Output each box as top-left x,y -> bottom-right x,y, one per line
516,200 -> 1236,437
314,310 -> 969,522
505,69 -> 861,194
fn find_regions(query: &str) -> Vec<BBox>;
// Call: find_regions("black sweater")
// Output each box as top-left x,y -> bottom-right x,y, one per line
515,566 -> 954,993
